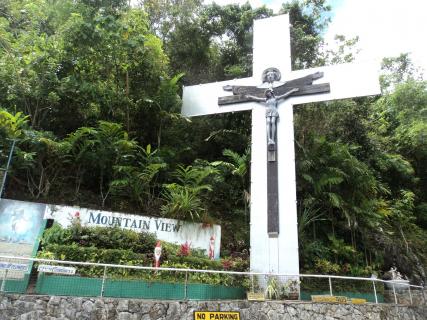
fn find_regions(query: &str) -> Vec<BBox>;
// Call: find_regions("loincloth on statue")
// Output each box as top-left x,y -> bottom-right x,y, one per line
265,108 -> 279,117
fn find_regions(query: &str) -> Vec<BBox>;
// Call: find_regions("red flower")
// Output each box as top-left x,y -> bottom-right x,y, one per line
178,241 -> 191,256
222,259 -> 233,270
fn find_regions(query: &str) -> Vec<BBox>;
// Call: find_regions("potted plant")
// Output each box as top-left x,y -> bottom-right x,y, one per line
265,276 -> 279,300
281,279 -> 300,300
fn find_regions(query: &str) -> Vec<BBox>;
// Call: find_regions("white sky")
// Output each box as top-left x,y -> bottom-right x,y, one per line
325,0 -> 427,74
206,0 -> 427,74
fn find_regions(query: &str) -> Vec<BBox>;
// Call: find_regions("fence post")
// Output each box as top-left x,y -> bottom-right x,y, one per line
100,266 -> 107,297
0,269 -> 8,292
392,283 -> 397,305
408,284 -> 413,305
328,277 -> 333,296
184,271 -> 188,300
250,274 -> 254,293
0,139 -> 16,198
372,280 -> 378,304
422,285 -> 426,304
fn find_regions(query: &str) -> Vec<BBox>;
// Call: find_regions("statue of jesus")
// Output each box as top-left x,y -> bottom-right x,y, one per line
245,87 -> 299,151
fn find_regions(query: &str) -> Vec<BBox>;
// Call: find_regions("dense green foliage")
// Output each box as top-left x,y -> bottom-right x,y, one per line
0,0 -> 426,283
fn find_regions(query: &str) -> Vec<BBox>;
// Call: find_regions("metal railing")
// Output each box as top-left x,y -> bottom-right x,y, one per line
0,255 -> 425,306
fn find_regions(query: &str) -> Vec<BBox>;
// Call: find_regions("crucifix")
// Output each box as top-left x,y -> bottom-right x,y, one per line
182,15 -> 380,276
220,67 -> 330,238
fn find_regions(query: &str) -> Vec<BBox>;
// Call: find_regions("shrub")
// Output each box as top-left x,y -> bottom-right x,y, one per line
314,258 -> 341,274
38,244 -> 146,277
38,221 -> 250,285
167,255 -> 223,270
41,224 -> 157,254
41,223 -> 72,246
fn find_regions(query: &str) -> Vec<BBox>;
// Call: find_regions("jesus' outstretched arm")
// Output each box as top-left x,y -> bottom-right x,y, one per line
275,87 -> 299,100
244,94 -> 266,102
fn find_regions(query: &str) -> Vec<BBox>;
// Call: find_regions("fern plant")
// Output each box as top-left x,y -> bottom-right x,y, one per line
161,164 -> 218,221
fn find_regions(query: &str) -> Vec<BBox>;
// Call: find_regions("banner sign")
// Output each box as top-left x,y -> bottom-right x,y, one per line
247,292 -> 265,301
311,295 -> 366,304
0,198 -> 222,260
311,295 -> 348,303
45,204 -> 221,259
0,199 -> 46,257
38,265 -> 76,275
0,199 -> 46,279
350,298 -> 367,304
194,311 -> 240,320
0,262 -> 28,272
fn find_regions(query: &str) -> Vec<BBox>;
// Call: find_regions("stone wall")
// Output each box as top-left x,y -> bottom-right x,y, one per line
0,294 -> 426,320
384,289 -> 426,306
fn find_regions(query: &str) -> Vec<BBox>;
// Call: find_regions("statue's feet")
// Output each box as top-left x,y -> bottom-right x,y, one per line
268,140 -> 276,151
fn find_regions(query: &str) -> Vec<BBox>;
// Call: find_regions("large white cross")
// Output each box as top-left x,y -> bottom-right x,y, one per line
182,15 -> 380,276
